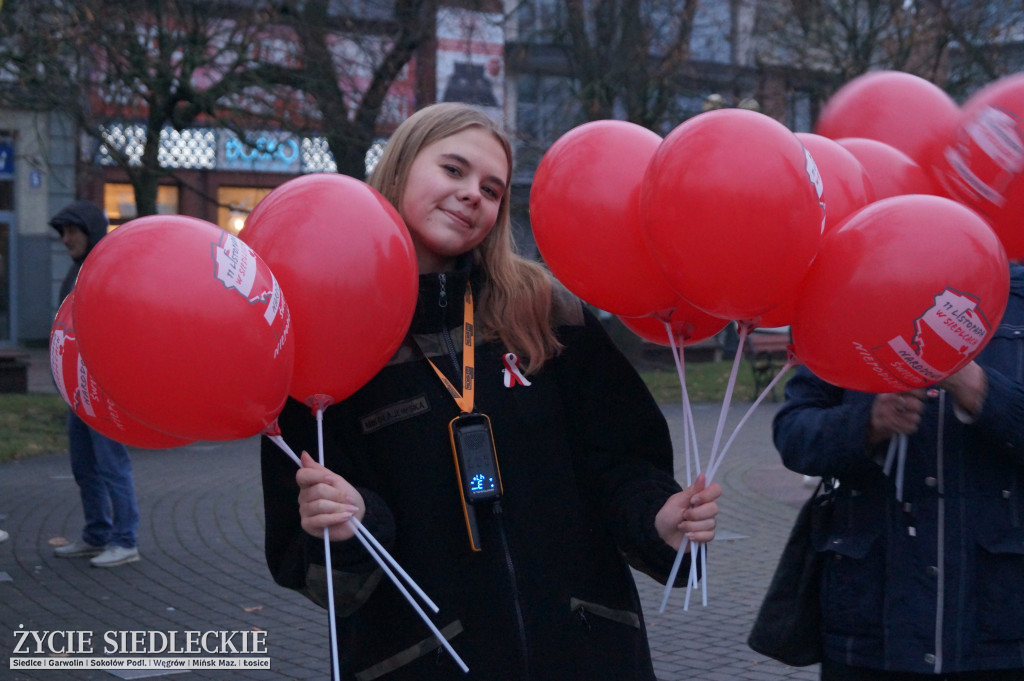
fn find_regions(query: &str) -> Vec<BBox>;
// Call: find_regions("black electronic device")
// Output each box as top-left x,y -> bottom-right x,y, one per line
449,412 -> 502,551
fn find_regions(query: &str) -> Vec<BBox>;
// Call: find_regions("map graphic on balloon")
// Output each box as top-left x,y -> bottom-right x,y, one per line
870,287 -> 993,388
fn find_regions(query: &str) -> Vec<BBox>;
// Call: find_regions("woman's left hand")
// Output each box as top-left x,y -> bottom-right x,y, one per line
655,473 -> 722,550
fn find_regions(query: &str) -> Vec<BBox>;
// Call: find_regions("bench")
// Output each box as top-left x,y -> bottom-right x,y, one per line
744,327 -> 791,401
0,348 -> 30,393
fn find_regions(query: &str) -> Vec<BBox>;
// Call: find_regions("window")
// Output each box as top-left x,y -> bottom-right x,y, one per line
217,186 -> 272,235
103,183 -> 180,226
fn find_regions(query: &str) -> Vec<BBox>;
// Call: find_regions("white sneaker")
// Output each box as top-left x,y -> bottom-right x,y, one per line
54,539 -> 105,558
90,545 -> 140,568
0,529 -> 8,543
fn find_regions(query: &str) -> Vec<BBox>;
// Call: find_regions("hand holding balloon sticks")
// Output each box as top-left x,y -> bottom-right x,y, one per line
266,421 -> 469,675
656,320 -> 800,613
656,320 -> 703,612
616,306 -> 724,611
653,317 -> 712,612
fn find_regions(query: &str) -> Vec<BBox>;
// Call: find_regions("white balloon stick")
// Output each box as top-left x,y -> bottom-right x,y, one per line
269,427 -> 465,672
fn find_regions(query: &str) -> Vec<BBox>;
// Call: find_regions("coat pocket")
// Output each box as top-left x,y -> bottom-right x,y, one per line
570,597 -> 641,630
819,503 -> 885,637
974,528 -> 1024,639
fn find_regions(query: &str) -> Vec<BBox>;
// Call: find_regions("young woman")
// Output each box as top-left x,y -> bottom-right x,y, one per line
261,102 -> 721,681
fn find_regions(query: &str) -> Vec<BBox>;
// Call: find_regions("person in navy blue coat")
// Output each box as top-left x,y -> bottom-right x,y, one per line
773,264 -> 1024,680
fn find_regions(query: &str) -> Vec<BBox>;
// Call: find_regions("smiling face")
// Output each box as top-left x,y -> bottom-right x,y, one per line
398,126 -> 509,273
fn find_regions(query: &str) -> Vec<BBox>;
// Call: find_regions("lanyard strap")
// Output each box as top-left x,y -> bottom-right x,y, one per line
424,283 -> 475,414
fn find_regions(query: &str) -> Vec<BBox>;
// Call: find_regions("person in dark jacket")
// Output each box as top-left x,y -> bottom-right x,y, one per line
261,103 -> 721,680
49,200 -> 140,568
772,263 -> 1024,680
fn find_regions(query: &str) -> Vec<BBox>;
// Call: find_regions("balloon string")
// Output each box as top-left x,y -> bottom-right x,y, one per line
347,516 -> 439,614
268,426 -> 463,672
684,395 -> 701,482
705,324 -> 748,484
660,325 -> 688,612
895,433 -> 907,503
665,325 -> 700,483
696,336 -> 797,608
683,364 -> 706,610
660,322 -> 705,612
700,540 -> 708,606
346,519 -> 468,672
706,359 -> 795,483
268,435 -> 302,467
271,434 -> 444,612
315,408 -> 342,681
660,535 -> 688,612
883,434 -> 898,476
882,433 -> 908,502
668,321 -> 754,613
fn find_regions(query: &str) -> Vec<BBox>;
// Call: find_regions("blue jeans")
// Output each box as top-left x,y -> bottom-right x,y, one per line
67,412 -> 139,548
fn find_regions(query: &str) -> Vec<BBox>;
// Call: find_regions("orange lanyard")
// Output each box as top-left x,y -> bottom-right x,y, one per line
423,283 -> 475,414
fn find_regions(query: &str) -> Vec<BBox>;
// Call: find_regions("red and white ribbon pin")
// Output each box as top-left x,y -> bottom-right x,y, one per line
502,353 -> 531,388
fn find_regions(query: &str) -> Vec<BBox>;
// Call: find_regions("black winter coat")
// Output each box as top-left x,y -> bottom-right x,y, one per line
49,200 -> 110,302
261,267 -> 687,681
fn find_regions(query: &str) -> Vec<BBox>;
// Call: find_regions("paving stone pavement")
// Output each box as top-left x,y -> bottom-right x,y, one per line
1,349 -> 818,680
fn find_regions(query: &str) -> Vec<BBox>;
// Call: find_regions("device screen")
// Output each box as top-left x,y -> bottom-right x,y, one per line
450,414 -> 502,503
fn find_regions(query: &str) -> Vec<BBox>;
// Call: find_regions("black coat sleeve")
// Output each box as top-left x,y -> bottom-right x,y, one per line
555,306 -> 687,584
260,397 -> 396,613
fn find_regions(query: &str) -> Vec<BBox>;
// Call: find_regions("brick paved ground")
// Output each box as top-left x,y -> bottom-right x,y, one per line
0,349 -> 818,680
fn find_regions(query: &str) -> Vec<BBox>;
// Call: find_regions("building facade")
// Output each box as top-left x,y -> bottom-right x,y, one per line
5,0 -> 1016,347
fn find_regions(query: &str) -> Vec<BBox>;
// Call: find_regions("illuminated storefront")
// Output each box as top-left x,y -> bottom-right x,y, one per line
94,126 -> 385,235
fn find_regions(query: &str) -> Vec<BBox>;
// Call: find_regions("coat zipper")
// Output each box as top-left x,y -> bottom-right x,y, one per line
437,273 -> 462,380
495,501 -> 531,680
438,273 -> 531,677
933,390 -> 946,674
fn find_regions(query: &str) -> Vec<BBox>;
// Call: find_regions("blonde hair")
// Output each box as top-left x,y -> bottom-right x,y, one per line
369,102 -> 563,373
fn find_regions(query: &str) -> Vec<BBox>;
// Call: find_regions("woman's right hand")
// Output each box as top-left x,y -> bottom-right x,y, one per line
296,451 -> 365,541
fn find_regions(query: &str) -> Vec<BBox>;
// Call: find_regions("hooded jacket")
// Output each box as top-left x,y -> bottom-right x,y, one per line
773,264 -> 1024,674
49,200 -> 109,303
261,265 -> 687,681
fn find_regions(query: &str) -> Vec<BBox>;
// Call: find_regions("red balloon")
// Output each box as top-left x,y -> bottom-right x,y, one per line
795,133 -> 876,234
618,298 -> 728,347
793,195 -> 1008,393
530,120 -> 678,317
51,296 -> 193,449
837,137 -> 941,199
815,70 -> 960,166
928,73 -> 1024,257
642,109 -> 824,321
752,134 -> 876,330
74,216 -> 295,441
755,296 -> 797,330
242,173 -> 418,410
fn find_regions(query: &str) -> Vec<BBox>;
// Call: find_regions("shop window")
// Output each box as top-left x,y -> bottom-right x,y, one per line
103,183 -> 179,226
218,186 -> 272,235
